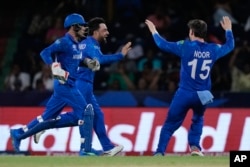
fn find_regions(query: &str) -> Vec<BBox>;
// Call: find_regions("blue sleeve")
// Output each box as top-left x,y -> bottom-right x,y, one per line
85,45 -> 123,64
40,39 -> 66,65
214,30 -> 235,60
152,33 -> 182,56
99,53 -> 123,64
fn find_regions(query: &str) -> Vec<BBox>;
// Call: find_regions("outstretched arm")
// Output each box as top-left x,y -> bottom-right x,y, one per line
99,42 -> 132,64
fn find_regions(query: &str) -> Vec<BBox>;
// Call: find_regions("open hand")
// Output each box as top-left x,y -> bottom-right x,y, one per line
145,19 -> 157,34
220,16 -> 232,31
121,42 -> 132,56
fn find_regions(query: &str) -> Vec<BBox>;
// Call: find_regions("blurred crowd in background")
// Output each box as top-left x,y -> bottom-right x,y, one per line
1,0 -> 250,93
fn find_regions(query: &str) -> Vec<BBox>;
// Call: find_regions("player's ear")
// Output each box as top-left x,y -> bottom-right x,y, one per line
190,29 -> 194,35
189,29 -> 195,38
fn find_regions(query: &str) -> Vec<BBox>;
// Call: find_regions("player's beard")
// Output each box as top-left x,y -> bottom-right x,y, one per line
103,37 -> 107,44
100,36 -> 107,44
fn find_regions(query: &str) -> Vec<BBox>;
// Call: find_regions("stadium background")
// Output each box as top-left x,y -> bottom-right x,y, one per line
1,0 -> 250,155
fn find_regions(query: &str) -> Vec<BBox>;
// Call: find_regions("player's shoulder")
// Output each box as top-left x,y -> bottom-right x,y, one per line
82,37 -> 98,49
205,42 -> 222,49
53,36 -> 66,44
80,37 -> 88,44
80,37 -> 90,45
55,36 -> 74,47
177,40 -> 185,45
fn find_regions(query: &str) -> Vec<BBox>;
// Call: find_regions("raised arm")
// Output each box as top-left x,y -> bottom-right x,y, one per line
145,19 -> 181,56
220,16 -> 232,31
216,16 -> 235,59
145,19 -> 158,34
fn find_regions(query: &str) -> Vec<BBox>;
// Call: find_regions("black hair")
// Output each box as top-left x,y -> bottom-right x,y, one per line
88,17 -> 106,35
187,19 -> 207,39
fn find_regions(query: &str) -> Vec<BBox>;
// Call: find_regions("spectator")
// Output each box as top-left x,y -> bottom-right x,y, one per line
32,64 -> 53,91
136,60 -> 162,91
137,48 -> 162,72
44,16 -> 66,45
211,0 -> 244,41
108,60 -> 136,90
146,6 -> 171,33
229,40 -> 250,92
213,0 -> 238,27
4,64 -> 31,92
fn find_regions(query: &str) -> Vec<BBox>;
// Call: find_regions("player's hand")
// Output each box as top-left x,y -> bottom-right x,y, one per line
51,62 -> 69,84
145,19 -> 157,34
121,42 -> 132,56
220,16 -> 232,31
84,58 -> 100,71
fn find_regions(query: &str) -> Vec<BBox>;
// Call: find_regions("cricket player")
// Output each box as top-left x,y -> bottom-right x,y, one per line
145,16 -> 234,156
10,13 -> 99,155
77,17 -> 131,156
33,17 -> 131,156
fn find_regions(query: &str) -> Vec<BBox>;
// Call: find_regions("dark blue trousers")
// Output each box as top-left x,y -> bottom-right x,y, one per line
156,88 -> 206,154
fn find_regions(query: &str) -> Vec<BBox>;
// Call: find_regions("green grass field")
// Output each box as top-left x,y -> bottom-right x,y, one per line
0,155 -> 229,167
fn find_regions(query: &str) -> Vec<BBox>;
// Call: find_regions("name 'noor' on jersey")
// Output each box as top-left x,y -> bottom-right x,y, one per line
193,50 -> 210,59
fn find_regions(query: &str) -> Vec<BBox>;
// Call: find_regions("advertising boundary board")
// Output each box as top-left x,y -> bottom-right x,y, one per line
0,107 -> 249,155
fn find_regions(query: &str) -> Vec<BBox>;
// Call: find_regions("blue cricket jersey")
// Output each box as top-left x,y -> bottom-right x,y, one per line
40,33 -> 84,83
18,33 -> 91,145
152,30 -> 234,91
78,36 -> 123,83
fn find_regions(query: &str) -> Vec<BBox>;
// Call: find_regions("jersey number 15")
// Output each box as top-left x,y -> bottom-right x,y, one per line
188,59 -> 212,80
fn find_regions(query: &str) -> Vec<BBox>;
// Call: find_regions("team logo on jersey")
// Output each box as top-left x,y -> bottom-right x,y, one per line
79,43 -> 86,50
178,40 -> 184,45
73,52 -> 82,59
